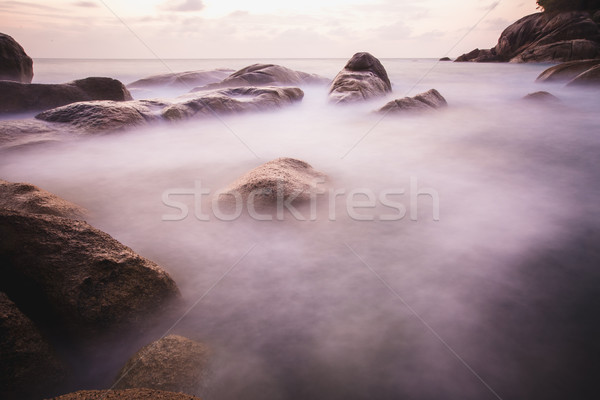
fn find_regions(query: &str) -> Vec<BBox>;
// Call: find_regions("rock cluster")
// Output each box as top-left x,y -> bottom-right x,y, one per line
377,89 -> 447,114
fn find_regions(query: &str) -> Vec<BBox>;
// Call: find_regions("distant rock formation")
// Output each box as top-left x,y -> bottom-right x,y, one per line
456,11 -> 600,63
0,33 -> 33,83
127,68 -> 234,89
377,89 -> 447,114
329,52 -> 392,103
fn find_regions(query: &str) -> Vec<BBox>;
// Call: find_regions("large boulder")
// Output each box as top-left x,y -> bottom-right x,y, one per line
536,59 -> 600,82
567,63 -> 600,85
127,68 -> 234,89
162,86 -> 304,121
0,33 -> 33,83
191,64 -> 329,91
456,11 -> 600,63
47,388 -> 203,400
377,89 -> 447,114
0,209 -> 180,336
0,77 -> 133,115
0,292 -> 65,400
329,52 -> 392,103
114,335 -> 210,395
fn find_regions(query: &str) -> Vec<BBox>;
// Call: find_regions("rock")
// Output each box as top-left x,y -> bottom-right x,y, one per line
0,292 -> 65,400
162,86 -> 304,121
522,91 -> 561,102
0,209 -> 180,336
567,63 -> 600,85
0,119 -> 73,151
0,77 -> 133,115
0,179 -> 85,219
46,388 -> 203,400
35,100 -> 166,133
0,33 -> 33,83
536,59 -> 600,82
377,89 -> 447,114
128,69 -> 235,89
439,57 -> 452,61
329,52 -> 392,103
456,11 -> 600,63
191,64 -> 329,91
114,335 -> 210,395
220,157 -> 326,205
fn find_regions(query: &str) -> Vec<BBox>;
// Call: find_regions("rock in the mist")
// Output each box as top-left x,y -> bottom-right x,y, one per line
0,209 -> 180,336
192,64 -> 329,91
0,119 -> 74,151
439,57 -> 452,61
220,157 -> 326,205
128,68 -> 235,89
0,33 -> 33,83
162,86 -> 304,120
0,292 -> 66,400
522,91 -> 561,103
47,388 -> 203,400
0,179 -> 85,219
377,89 -> 447,114
329,52 -> 392,103
114,335 -> 210,396
567,63 -> 600,85
536,59 -> 600,82
0,77 -> 133,114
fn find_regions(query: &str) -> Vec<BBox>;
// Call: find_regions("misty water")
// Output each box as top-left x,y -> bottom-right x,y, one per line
2,58 -> 600,399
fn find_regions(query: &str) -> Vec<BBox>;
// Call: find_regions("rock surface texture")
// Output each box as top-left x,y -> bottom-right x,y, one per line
536,59 -> 600,81
128,69 -> 235,88
0,179 -> 85,218
377,89 -> 447,114
329,52 -> 392,103
0,33 -> 33,83
46,389 -> 203,400
567,63 -> 600,85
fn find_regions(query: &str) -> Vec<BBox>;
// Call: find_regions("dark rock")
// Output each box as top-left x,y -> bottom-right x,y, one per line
114,335 -> 210,395
567,63 -> 600,85
522,91 -> 561,102
46,388 -> 203,400
536,59 -> 600,82
162,86 -> 304,121
0,292 -> 65,400
0,119 -> 73,150
329,52 -> 392,103
192,64 -> 329,91
439,57 -> 452,61
0,77 -> 133,115
377,89 -> 447,114
511,39 -> 600,63
0,209 -> 180,336
454,48 -> 500,62
0,33 -> 33,83
128,68 -> 234,89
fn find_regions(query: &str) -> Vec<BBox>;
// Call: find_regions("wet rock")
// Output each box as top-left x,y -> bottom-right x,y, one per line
536,59 -> 600,82
0,33 -> 33,83
0,119 -> 73,151
114,335 -> 210,396
0,292 -> 65,400
329,52 -> 392,103
0,77 -> 133,115
522,91 -> 561,103
128,69 -> 235,89
567,63 -> 600,85
192,64 -> 329,91
377,89 -> 447,114
46,388 -> 203,400
455,48 -> 499,62
511,39 -> 600,63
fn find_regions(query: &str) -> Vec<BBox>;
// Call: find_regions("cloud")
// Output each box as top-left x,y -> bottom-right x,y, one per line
160,0 -> 204,12
72,1 -> 98,7
0,1 -> 59,11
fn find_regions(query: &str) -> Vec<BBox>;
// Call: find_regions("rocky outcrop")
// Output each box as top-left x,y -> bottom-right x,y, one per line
522,91 -> 561,103
162,86 -> 304,120
456,11 -> 600,63
329,52 -> 392,103
0,179 -> 85,219
47,388 -> 203,400
114,335 -> 210,395
0,209 -> 180,336
439,57 -> 452,61
377,89 -> 447,114
536,59 -> 600,82
191,64 -> 329,91
128,68 -> 234,89
0,77 -> 133,115
567,63 -> 600,85
0,33 -> 33,83
0,292 -> 65,400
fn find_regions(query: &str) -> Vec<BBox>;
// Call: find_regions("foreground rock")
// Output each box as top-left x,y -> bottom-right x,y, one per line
162,86 -> 304,120
329,52 -> 392,103
456,11 -> 600,63
114,335 -> 210,395
567,63 -> 600,85
0,209 -> 179,336
0,33 -> 33,83
1,292 -> 65,400
220,158 -> 326,205
192,64 -> 329,91
0,77 -> 133,115
128,69 -> 234,89
47,388 -> 203,400
377,89 -> 447,114
536,59 -> 600,82
0,179 -> 85,218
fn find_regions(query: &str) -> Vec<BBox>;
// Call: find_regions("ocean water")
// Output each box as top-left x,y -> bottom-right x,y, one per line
2,58 -> 600,400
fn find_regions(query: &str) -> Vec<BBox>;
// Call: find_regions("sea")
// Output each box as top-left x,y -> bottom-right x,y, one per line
1,58 -> 600,400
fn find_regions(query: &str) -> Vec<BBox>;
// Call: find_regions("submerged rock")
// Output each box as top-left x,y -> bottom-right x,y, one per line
439,57 -> 452,61
567,63 -> 600,85
114,335 -> 210,395
0,33 -> 33,83
329,52 -> 392,103
536,59 -> 600,82
192,64 -> 329,91
377,89 -> 447,114
522,91 -> 561,103
47,388 -> 203,400
0,77 -> 132,114
128,68 -> 234,89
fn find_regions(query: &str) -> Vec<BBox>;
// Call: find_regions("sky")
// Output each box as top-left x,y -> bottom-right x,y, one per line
0,0 -> 539,58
